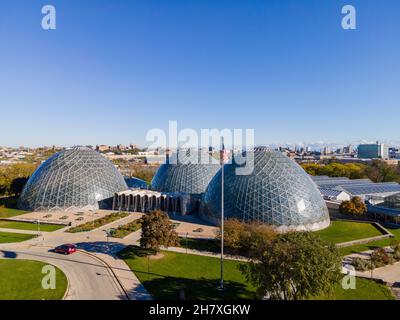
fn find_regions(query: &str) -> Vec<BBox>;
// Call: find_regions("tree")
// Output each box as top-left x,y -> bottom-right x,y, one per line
240,232 -> 342,300
239,222 -> 277,258
140,210 -> 179,252
216,219 -> 246,254
339,196 -> 367,216
366,160 -> 400,183
216,219 -> 277,257
0,163 -> 37,197
371,247 -> 392,268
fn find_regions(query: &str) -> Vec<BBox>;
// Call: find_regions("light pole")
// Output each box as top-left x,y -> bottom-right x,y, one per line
37,220 -> 41,244
219,137 -> 225,291
185,232 -> 188,254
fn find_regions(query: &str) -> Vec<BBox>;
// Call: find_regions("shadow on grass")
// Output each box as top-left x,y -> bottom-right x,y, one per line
118,245 -> 258,300
137,274 -> 258,300
179,238 -> 219,253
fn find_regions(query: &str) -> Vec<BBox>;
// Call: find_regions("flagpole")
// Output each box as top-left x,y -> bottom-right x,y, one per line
219,137 -> 224,291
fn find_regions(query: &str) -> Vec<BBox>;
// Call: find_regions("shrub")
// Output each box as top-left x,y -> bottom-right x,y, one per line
371,247 -> 393,268
110,220 -> 142,238
67,212 -> 129,233
352,257 -> 372,271
391,241 -> 400,261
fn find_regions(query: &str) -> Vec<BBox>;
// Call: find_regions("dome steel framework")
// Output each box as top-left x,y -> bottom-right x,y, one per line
18,147 -> 128,212
151,150 -> 221,195
200,150 -> 330,231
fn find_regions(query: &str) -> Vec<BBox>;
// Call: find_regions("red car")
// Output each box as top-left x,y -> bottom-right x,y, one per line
54,244 -> 77,255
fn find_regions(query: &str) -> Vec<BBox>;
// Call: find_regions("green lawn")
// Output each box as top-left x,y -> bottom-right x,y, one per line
0,231 -> 37,243
338,226 -> 400,256
315,278 -> 394,300
119,246 -> 259,300
0,207 -> 29,219
0,260 -> 67,300
0,220 -> 64,232
119,245 -> 393,300
316,220 -> 383,244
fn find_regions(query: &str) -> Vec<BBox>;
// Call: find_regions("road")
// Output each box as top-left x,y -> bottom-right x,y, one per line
0,244 -> 126,300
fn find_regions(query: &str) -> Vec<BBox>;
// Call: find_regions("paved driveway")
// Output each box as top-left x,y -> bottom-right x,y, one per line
0,245 -> 125,300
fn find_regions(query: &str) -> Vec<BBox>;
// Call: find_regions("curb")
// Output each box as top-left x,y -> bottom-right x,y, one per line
62,271 -> 71,300
77,249 -> 130,300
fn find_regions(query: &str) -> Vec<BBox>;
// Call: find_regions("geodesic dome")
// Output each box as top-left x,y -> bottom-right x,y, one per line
18,146 -> 128,212
151,149 -> 221,195
200,150 -> 330,231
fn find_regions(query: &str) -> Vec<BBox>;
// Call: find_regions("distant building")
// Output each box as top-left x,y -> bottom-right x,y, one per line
311,175 -> 400,201
97,145 -> 110,152
357,142 -> 389,159
366,193 -> 400,226
323,146 -> 331,155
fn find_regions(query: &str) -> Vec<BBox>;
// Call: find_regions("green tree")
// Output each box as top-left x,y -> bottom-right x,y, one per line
240,232 -> 342,300
0,163 -> 37,197
365,160 -> 400,183
140,210 -> 179,252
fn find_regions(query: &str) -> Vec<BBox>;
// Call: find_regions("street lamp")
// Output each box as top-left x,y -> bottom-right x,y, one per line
36,220 -> 41,243
185,232 -> 188,254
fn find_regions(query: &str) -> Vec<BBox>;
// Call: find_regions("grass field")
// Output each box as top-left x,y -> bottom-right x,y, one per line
0,220 -> 64,232
0,260 -> 67,300
315,278 -> 394,300
119,246 -> 259,300
0,231 -> 36,243
119,246 -> 393,300
0,207 -> 29,219
338,227 -> 400,256
316,220 -> 383,244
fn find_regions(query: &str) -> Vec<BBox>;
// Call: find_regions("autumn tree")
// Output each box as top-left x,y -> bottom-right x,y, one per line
216,219 -> 277,257
339,196 -> 367,216
140,210 -> 179,252
240,232 -> 341,300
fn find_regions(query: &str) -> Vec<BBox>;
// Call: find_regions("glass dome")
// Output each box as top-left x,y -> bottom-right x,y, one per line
18,146 -> 128,211
151,149 -> 221,195
200,150 -> 330,231
125,177 -> 148,189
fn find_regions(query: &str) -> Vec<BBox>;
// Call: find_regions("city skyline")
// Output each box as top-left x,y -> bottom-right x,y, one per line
1,0 -> 399,147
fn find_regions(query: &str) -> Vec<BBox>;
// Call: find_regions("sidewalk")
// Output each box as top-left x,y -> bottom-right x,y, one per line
163,246 -> 248,262
0,227 -> 47,235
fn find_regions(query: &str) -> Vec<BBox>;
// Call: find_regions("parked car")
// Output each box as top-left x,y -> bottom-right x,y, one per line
54,244 -> 77,255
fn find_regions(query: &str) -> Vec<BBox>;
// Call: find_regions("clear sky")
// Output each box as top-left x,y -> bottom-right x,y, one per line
0,0 -> 399,148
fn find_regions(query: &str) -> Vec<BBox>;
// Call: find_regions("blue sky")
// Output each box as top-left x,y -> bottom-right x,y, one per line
0,0 -> 399,147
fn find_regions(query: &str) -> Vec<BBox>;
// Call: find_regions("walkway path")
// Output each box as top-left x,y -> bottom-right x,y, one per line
0,244 -> 124,300
0,227 -> 47,235
0,212 -> 152,300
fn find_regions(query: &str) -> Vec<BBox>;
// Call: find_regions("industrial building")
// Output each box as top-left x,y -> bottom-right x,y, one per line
357,142 -> 389,159
311,176 -> 400,201
366,193 -> 400,226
